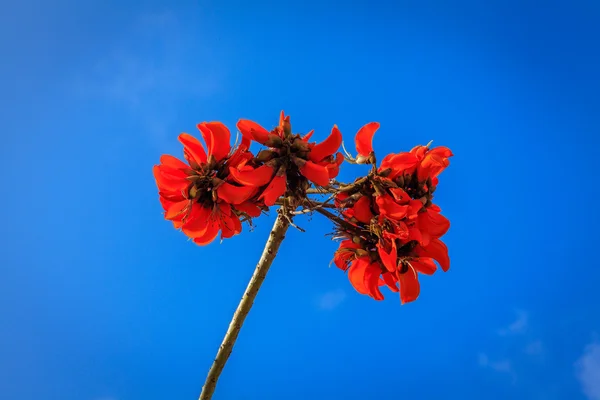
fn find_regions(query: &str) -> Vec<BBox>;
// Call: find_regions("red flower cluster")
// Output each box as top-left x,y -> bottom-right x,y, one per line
153,122 -> 265,245
154,112 -> 453,305
234,111 -> 344,205
333,124 -> 453,304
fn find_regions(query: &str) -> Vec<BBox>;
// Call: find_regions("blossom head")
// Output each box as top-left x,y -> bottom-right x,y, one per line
234,111 -> 344,206
153,122 -> 265,245
331,124 -> 453,303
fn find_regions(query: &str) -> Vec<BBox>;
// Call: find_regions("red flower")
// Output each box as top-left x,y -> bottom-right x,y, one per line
331,124 -> 452,304
153,122 -> 265,245
233,111 -> 343,205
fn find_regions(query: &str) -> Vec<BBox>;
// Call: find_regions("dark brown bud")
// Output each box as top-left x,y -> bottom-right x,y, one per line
265,134 -> 283,147
396,175 -> 405,187
352,235 -> 362,244
256,149 -> 276,162
356,249 -> 369,258
379,168 -> 392,177
292,138 -> 309,152
290,156 -> 306,168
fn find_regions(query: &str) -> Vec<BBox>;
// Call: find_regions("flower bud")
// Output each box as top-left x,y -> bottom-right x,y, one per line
265,134 -> 283,147
256,149 -> 276,162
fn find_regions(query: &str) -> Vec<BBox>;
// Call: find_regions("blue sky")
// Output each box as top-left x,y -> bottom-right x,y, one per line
1,0 -> 600,399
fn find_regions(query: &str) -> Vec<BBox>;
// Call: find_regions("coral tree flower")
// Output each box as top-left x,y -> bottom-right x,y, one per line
333,124 -> 453,304
233,111 -> 344,206
153,122 -> 265,245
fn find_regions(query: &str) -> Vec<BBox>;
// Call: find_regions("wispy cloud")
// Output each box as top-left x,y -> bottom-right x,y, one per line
316,289 -> 346,310
478,353 -> 516,382
576,339 -> 600,400
498,310 -> 528,336
72,11 -> 223,150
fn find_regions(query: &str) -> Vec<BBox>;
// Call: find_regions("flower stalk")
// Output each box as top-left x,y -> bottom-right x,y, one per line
199,209 -> 291,400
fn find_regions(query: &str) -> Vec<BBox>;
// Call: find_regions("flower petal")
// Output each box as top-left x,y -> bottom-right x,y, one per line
160,154 -> 189,170
205,122 -> 232,161
153,166 -> 189,193
229,164 -> 274,187
181,206 -> 211,237
309,125 -> 342,162
235,201 -> 263,217
410,257 -> 437,275
192,218 -> 220,246
380,272 -> 399,292
178,133 -> 207,165
220,213 -> 242,239
377,240 -> 397,273
259,175 -> 287,206
416,239 -> 450,272
302,130 -> 314,142
300,161 -> 330,187
217,182 -> 256,205
375,194 -> 409,220
237,119 -> 270,144
365,263 -> 385,300
353,195 -> 373,224
164,199 -> 189,221
355,122 -> 380,157
348,257 -> 371,295
398,264 -> 420,304
418,208 -> 450,239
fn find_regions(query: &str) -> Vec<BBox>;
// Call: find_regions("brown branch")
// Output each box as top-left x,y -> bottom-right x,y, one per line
199,209 -> 291,400
306,188 -> 337,194
314,207 -> 364,238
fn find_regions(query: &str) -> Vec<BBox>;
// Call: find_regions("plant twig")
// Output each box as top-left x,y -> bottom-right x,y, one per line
314,207 -> 364,238
199,209 -> 291,400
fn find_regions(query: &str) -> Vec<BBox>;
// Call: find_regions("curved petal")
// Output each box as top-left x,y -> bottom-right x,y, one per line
181,206 -> 211,237
355,122 -> 380,157
235,201 -> 263,217
302,130 -> 315,142
389,187 -> 410,204
217,182 -> 256,205
309,125 -> 342,162
192,218 -> 220,245
237,119 -> 270,144
164,199 -> 189,221
229,164 -> 274,187
380,272 -> 399,292
258,175 -> 286,206
178,133 -> 207,165
410,257 -> 437,275
160,154 -> 189,170
348,257 -> 371,295
333,240 -> 361,271
153,166 -> 189,192
377,240 -> 397,273
352,195 -> 374,224
365,262 -> 385,300
398,264 -> 420,304
375,194 -> 409,220
220,213 -> 243,239
418,208 -> 450,239
205,122 -> 232,161
300,161 -> 330,187
416,239 -> 450,272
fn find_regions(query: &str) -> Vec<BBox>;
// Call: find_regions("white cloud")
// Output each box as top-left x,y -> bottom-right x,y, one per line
576,340 -> 600,400
316,289 -> 346,310
478,352 -> 516,383
498,310 -> 528,336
